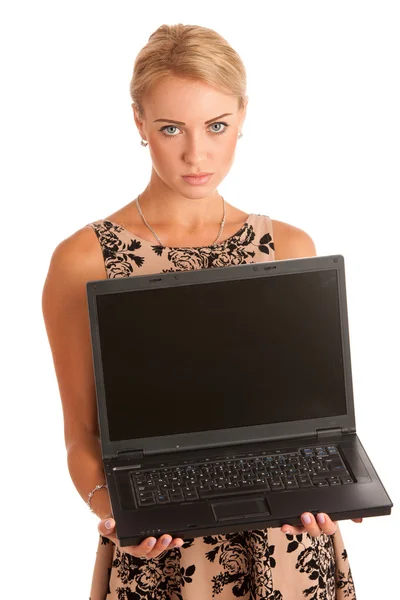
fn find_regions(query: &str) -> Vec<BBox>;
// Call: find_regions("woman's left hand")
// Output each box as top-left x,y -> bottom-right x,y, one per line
281,512 -> 363,537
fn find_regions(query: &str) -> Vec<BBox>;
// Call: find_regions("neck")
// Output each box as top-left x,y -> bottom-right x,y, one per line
137,175 -> 226,232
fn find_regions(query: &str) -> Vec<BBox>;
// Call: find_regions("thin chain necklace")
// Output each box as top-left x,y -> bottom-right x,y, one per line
135,194 -> 226,248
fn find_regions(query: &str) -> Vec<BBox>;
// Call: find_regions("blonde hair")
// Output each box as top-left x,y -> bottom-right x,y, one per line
130,24 -> 247,119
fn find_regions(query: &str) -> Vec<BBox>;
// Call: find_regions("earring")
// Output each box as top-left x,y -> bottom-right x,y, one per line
238,132 -> 243,139
140,139 -> 148,147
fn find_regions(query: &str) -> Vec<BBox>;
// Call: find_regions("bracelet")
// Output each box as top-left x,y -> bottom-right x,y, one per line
87,483 -> 108,513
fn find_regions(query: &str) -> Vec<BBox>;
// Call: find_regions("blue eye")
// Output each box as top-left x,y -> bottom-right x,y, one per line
209,122 -> 227,135
161,125 -> 180,136
159,122 -> 229,138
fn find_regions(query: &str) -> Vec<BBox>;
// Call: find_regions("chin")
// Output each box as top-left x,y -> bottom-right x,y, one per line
178,177 -> 221,192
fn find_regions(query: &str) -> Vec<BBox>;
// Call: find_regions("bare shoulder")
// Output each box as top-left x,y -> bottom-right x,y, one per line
43,225 -> 106,288
42,225 -> 107,330
271,219 -> 317,260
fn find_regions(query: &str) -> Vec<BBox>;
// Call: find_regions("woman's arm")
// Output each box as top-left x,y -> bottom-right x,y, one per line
42,227 -> 111,518
66,434 -> 111,519
42,228 -> 184,556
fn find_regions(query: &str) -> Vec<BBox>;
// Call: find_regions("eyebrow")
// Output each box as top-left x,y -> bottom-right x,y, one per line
153,113 -> 233,125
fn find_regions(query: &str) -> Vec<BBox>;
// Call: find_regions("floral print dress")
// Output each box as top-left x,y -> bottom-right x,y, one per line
86,214 -> 356,600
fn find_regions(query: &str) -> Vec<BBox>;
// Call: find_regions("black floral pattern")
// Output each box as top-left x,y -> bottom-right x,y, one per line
155,222 -> 257,271
88,215 -> 356,600
204,530 -> 282,599
336,550 -> 355,598
88,217 -> 276,277
90,221 -> 145,278
107,540 -> 196,600
286,533 -> 336,599
93,528 -> 355,599
258,232 -> 275,255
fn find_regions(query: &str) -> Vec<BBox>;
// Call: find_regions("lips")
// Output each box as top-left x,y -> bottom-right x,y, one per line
182,173 -> 213,185
183,172 -> 213,177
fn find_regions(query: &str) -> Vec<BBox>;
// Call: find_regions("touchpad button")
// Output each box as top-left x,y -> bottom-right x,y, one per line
212,497 -> 270,522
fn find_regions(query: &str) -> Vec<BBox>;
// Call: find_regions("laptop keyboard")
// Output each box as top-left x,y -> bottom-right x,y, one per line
130,445 -> 353,508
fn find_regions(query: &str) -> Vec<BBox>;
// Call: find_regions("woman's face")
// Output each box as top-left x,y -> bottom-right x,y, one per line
134,75 -> 247,197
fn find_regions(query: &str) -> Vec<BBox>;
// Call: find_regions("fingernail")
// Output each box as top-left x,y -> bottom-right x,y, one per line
283,528 -> 291,535
302,513 -> 312,524
147,538 -> 156,548
162,536 -> 172,546
317,513 -> 325,524
105,519 -> 115,530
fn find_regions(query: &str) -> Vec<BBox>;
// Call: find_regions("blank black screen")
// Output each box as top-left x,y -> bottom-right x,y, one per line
96,270 -> 347,442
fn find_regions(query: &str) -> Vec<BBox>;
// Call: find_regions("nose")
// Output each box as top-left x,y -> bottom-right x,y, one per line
182,132 -> 208,166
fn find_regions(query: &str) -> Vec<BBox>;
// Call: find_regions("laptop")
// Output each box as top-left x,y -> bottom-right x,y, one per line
86,254 -> 392,546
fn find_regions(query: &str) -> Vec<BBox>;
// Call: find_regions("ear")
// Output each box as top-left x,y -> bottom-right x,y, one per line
132,103 -> 146,140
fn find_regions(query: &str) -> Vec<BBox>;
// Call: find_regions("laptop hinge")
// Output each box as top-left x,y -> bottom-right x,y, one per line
316,427 -> 345,438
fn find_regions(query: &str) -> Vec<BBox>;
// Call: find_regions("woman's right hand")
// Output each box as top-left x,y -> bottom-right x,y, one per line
98,517 -> 185,559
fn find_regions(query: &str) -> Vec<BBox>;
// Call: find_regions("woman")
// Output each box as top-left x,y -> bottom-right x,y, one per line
42,23 -> 360,600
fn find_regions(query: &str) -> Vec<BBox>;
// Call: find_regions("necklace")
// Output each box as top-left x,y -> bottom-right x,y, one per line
135,194 -> 227,248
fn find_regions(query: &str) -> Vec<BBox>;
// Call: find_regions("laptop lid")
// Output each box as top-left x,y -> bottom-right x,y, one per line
87,255 -> 356,461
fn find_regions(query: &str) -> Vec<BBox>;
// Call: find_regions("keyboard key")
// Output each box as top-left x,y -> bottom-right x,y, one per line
299,479 -> 314,488
226,482 -> 241,490
143,483 -> 158,491
315,447 -> 328,456
284,467 -> 298,474
316,465 -> 329,473
324,457 -> 340,465
327,476 -> 341,483
270,480 -> 285,491
341,477 -> 353,485
184,489 -> 199,501
240,480 -> 254,487
156,492 -> 170,504
170,490 -> 184,502
301,448 -> 314,456
138,492 -> 156,506
329,480 -> 341,486
283,479 -> 299,489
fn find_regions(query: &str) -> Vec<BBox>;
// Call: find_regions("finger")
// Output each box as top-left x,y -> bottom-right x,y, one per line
126,536 -> 184,559
294,512 -> 337,537
98,517 -> 116,537
281,524 -> 306,535
315,513 -> 337,535
280,515 -> 322,537
351,518 -> 363,523
296,513 -> 324,537
168,538 -> 185,550
134,536 -> 159,557
146,534 -> 184,558
119,537 -> 161,558
98,517 -> 131,550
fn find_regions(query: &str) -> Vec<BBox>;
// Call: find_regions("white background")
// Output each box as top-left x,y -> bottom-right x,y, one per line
1,1 -> 399,598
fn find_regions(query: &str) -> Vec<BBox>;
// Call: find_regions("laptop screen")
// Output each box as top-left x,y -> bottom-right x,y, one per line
96,269 -> 347,442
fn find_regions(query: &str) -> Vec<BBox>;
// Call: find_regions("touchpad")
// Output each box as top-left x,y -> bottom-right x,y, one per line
212,497 -> 270,522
